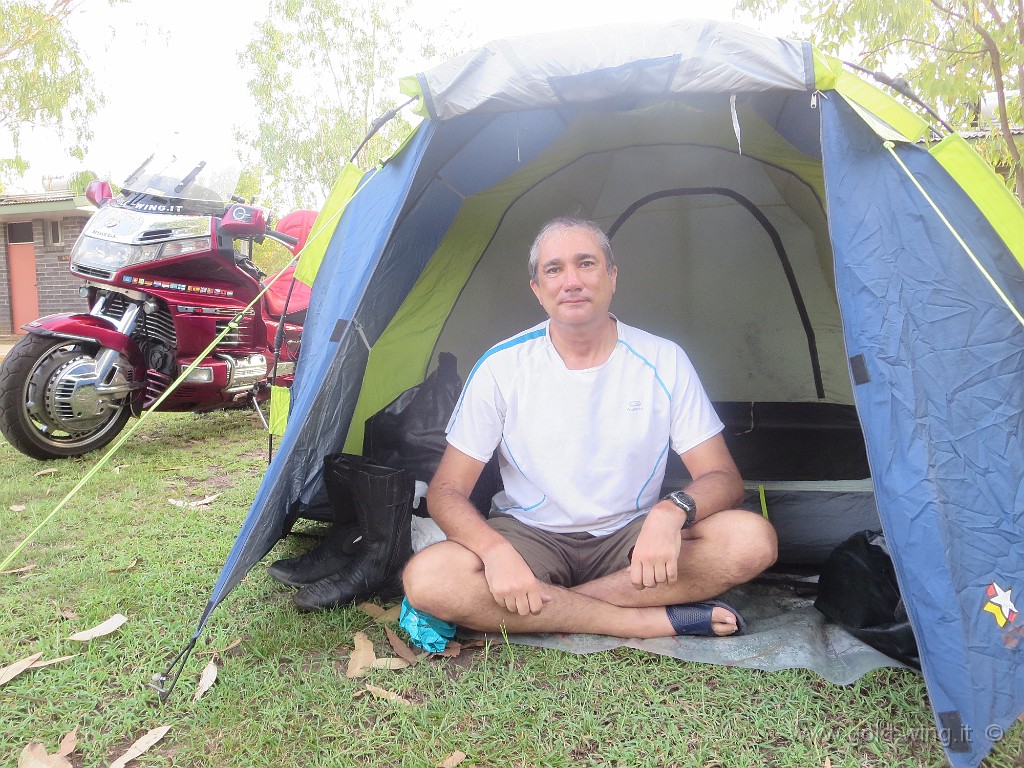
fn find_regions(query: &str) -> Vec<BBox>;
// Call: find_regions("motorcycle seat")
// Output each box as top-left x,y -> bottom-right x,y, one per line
265,264 -> 311,320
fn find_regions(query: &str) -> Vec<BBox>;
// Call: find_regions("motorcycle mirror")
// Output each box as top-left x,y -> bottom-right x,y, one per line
85,180 -> 113,207
219,204 -> 268,239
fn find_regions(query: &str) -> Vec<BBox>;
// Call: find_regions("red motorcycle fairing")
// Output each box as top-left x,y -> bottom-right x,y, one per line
23,314 -> 147,374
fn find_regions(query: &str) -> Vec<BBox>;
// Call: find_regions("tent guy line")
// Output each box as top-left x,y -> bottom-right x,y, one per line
0,254 -> 303,574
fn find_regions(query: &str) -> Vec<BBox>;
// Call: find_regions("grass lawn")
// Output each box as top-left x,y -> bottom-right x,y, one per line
1,410 -> 1022,767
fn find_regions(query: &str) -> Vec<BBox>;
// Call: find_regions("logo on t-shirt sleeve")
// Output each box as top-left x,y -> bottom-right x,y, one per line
627,400 -> 643,413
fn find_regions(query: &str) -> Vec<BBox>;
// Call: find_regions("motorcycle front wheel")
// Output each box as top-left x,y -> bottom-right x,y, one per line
0,335 -> 133,460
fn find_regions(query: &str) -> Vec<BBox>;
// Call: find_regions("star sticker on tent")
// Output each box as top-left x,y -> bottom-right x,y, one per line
983,582 -> 1018,628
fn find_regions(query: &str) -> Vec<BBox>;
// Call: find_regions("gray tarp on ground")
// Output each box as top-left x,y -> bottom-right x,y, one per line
474,581 -> 905,685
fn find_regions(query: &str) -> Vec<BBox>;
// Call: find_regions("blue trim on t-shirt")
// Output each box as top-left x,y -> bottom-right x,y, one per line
617,339 -> 671,400
499,436 -> 546,512
502,435 -> 525,473
636,440 -> 671,510
496,495 -> 547,514
616,337 -> 672,510
450,327 -> 547,421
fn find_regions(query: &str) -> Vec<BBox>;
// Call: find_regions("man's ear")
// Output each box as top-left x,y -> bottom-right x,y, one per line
530,280 -> 542,304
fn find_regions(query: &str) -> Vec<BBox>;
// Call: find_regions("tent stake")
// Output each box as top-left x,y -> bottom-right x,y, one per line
149,636 -> 198,702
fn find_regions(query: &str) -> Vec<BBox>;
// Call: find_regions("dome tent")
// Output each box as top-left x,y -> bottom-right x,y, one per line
183,20 -> 1023,766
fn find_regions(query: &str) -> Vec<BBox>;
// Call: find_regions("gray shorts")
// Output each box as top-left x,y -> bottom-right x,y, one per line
487,513 -> 647,587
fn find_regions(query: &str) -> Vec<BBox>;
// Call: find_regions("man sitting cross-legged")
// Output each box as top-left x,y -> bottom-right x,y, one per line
402,217 -> 777,639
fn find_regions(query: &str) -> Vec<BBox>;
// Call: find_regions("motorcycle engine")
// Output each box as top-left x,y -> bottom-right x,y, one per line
138,338 -> 176,377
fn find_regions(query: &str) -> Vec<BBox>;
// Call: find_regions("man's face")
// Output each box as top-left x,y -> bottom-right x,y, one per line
530,227 -> 617,329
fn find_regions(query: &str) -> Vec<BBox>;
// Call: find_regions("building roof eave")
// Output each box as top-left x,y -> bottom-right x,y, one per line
0,195 -> 94,218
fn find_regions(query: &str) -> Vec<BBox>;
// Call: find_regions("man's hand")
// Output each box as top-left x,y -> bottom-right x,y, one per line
629,502 -> 686,589
481,541 -> 552,616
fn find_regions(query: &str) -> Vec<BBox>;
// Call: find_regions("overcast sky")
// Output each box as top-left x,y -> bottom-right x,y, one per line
7,0 -> 798,193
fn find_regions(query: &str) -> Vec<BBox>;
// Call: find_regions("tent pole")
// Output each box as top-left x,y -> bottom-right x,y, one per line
349,96 -> 418,163
842,61 -> 952,139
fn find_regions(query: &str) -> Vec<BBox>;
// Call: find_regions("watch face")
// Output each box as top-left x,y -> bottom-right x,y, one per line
668,491 -> 697,528
670,491 -> 695,512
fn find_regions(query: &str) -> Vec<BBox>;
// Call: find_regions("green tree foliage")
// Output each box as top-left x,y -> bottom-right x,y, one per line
737,0 -> 1024,199
0,0 -> 99,189
240,0 -> 429,212
67,168 -> 98,195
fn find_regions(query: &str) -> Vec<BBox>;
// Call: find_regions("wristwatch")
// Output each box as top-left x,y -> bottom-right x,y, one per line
664,490 -> 697,529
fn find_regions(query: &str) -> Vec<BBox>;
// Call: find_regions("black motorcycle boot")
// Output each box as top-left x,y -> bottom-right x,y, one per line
267,454 -> 366,587
292,463 -> 414,612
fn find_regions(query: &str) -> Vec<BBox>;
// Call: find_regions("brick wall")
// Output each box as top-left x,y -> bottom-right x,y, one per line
0,222 -> 9,334
0,216 -> 90,334
34,217 -> 89,318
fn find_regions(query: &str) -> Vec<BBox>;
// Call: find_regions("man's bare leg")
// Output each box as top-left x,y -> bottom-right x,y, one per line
403,540 -> 682,637
575,510 -> 776,603
402,510 -> 776,638
572,509 -> 777,635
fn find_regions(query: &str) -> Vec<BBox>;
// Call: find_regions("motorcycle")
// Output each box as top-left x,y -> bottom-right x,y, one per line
0,153 -> 314,460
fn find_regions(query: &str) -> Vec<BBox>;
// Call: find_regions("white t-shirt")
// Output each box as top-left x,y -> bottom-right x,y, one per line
446,317 -> 724,535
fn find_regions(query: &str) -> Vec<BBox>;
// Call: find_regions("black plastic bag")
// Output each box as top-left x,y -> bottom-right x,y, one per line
363,352 -> 500,516
815,530 -> 921,669
364,352 -> 461,481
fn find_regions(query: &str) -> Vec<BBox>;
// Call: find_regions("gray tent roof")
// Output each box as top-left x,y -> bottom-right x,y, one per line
408,18 -> 815,120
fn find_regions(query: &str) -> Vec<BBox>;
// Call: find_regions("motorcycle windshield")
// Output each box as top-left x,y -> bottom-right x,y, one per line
120,153 -> 241,207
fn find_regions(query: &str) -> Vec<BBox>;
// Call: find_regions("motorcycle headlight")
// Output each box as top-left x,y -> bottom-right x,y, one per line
71,235 -> 210,271
71,235 -> 161,271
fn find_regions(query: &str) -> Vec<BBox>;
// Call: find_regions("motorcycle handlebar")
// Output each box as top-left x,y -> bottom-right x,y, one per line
266,230 -> 299,247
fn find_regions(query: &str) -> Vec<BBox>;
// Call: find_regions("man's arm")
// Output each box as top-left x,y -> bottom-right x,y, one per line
629,433 -> 744,589
428,445 -> 551,615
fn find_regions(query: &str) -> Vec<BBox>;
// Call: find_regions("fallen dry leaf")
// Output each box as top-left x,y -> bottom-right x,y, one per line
108,726 -> 170,768
33,468 -> 58,477
359,602 -> 388,620
108,559 -> 140,573
29,654 -> 78,670
156,466 -> 187,471
438,641 -> 463,658
358,602 -> 401,622
824,758 -> 832,768
193,661 -> 217,702
371,658 -> 410,670
67,614 -> 128,641
438,751 -> 467,768
167,495 -> 219,508
1,564 -> 37,576
385,626 -> 420,666
57,608 -> 78,621
9,504 -> 26,512
0,653 -> 43,688
363,683 -> 411,705
57,728 -> 78,758
346,631 -> 376,678
18,741 -> 73,768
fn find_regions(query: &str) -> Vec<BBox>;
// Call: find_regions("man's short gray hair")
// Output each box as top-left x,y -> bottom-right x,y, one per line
528,217 -> 615,281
